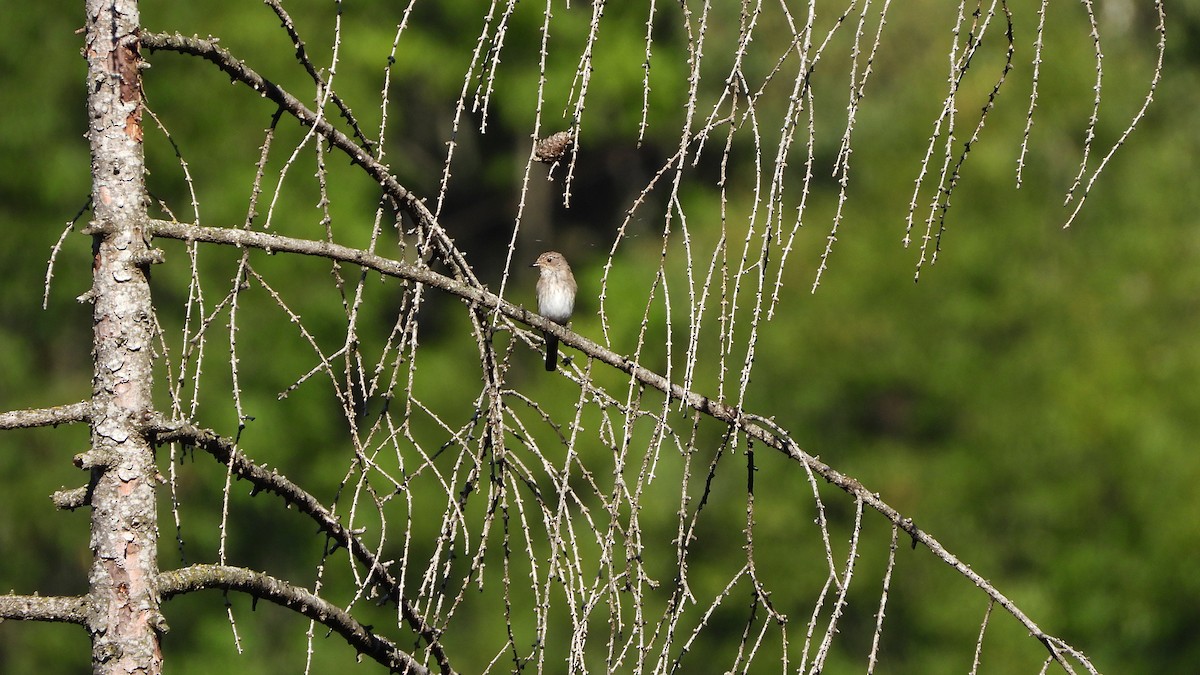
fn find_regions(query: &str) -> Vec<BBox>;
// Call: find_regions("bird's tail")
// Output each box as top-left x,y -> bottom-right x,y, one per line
544,333 -> 559,372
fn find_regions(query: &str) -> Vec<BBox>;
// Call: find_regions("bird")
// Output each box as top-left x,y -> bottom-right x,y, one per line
531,251 -> 577,371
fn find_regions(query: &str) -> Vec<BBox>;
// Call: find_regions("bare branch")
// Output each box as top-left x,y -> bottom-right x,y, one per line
149,216 -> 1089,670
138,31 -> 475,285
150,420 -> 454,675
0,402 -> 91,430
0,594 -> 90,625
53,486 -> 92,511
158,565 -> 438,675
866,525 -> 900,674
261,0 -> 376,153
1063,0 -> 1167,228
969,599 -> 996,675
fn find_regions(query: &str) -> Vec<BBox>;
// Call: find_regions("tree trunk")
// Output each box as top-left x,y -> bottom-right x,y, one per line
83,0 -> 164,672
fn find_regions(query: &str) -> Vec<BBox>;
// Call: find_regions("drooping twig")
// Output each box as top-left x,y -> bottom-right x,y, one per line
262,0 -> 376,153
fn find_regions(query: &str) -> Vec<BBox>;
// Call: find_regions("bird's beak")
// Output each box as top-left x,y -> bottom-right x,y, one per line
530,261 -> 539,268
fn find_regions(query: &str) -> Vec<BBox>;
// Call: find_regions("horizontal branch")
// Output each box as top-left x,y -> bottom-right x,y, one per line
151,419 -> 454,675
0,593 -> 89,625
0,401 -> 91,431
53,485 -> 92,511
158,565 -> 436,675
150,218 -> 1084,670
149,219 -> 737,420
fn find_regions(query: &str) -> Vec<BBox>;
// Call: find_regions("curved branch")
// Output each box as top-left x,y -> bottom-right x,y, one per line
1063,0 -> 1167,229
0,401 -> 91,431
158,565 -> 438,675
0,593 -> 89,625
261,0 -> 375,152
150,218 -> 1090,671
138,31 -> 476,285
151,420 -> 454,675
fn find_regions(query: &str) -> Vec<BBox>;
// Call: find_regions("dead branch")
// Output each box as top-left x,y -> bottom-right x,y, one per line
158,564 -> 439,675
0,594 -> 90,625
151,419 -> 454,675
0,402 -> 91,430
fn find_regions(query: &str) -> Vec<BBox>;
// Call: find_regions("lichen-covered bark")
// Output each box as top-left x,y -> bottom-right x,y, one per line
83,1 -> 164,673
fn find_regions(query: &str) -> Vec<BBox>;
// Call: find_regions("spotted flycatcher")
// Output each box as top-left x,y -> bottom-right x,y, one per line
531,251 -> 577,371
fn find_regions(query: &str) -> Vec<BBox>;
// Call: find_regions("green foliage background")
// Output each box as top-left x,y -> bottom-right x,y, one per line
1,1 -> 1197,673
